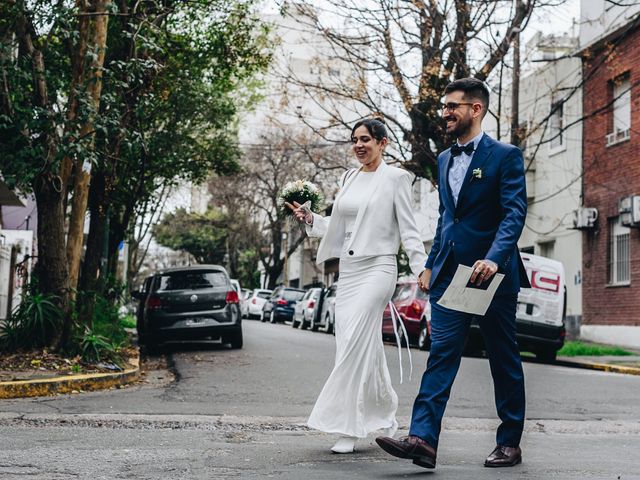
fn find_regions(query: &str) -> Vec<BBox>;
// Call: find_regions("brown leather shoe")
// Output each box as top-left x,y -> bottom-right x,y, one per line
484,445 -> 522,467
375,435 -> 437,469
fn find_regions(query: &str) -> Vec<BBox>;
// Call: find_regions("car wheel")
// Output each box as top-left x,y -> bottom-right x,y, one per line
535,348 -> 557,363
418,319 -> 431,351
227,328 -> 243,349
261,310 -> 268,322
270,310 -> 277,324
300,313 -> 308,330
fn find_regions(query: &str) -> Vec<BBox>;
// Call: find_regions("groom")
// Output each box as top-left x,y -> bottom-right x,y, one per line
376,78 -> 530,469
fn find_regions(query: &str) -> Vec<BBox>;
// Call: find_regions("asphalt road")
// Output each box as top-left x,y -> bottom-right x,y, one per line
2,319 -> 640,479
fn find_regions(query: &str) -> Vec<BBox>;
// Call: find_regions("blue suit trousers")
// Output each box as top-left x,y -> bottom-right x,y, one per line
409,261 -> 525,449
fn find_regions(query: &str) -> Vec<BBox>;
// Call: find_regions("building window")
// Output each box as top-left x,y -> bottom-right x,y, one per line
549,99 -> 564,150
607,74 -> 631,146
607,216 -> 630,285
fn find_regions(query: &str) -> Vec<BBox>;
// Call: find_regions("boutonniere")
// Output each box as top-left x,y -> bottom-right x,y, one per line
472,168 -> 483,180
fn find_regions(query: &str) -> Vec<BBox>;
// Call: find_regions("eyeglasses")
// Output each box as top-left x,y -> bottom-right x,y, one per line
440,102 -> 475,112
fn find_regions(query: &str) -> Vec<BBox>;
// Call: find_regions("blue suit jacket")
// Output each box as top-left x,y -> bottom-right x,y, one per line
425,133 -> 531,294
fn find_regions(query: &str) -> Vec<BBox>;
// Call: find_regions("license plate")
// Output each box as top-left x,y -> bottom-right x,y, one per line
185,318 -> 205,326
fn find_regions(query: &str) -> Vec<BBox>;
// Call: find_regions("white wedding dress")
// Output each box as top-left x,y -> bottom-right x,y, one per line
307,171 -> 399,438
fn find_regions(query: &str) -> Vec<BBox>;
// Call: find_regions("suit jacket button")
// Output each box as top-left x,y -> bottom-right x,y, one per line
454,218 -> 460,223
348,250 -> 354,255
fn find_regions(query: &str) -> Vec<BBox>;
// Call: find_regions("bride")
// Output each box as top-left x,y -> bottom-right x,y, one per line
287,118 -> 427,453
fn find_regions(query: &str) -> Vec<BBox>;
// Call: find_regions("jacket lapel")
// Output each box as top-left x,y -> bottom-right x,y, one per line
441,149 -> 456,213
455,134 -> 492,209
346,161 -> 387,249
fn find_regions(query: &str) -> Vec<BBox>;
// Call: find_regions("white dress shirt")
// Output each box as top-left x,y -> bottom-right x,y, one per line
448,131 -> 484,205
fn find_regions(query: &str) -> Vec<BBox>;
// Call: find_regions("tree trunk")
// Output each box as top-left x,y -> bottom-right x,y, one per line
409,101 -> 446,181
33,174 -> 70,349
78,168 -> 110,327
66,0 -> 112,295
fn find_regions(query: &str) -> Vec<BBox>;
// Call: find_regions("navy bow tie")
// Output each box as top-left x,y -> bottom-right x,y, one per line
450,143 -> 474,157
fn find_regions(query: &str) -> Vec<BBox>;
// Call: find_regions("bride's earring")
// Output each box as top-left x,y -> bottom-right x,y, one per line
331,436 -> 357,454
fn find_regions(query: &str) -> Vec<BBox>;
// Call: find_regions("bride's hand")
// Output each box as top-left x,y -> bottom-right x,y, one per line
285,201 -> 313,225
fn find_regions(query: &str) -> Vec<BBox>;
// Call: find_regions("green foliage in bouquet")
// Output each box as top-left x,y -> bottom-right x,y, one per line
278,180 -> 323,215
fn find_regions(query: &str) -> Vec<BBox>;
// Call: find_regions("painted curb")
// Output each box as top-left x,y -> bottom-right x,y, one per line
0,355 -> 140,400
554,358 -> 640,376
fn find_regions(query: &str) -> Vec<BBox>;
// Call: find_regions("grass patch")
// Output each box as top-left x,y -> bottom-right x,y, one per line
558,341 -> 633,357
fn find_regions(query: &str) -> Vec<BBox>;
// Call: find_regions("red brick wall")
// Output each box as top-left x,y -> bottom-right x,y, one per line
581,24 -> 640,327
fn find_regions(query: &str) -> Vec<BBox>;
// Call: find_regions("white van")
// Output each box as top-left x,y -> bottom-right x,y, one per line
516,254 -> 566,361
467,253 -> 566,362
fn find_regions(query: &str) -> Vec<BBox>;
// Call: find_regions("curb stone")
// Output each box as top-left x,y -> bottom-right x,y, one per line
0,354 -> 140,400
553,357 -> 640,376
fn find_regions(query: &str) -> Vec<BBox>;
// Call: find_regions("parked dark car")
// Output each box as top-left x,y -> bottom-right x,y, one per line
134,265 -> 242,350
382,281 -> 431,350
134,275 -> 154,334
292,287 -> 323,330
261,287 -> 305,324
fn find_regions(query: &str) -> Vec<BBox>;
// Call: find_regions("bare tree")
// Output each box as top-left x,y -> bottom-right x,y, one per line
282,0 -> 548,180
209,128 -> 349,288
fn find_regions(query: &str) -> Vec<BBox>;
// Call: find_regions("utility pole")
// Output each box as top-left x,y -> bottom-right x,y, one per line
510,27 -> 521,147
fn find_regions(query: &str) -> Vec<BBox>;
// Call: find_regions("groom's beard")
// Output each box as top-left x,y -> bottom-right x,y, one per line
445,114 -> 473,139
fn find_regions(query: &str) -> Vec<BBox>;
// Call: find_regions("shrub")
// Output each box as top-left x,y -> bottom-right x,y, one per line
77,327 -> 123,364
0,293 -> 63,351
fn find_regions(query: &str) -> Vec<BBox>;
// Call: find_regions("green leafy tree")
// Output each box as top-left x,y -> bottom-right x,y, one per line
153,208 -> 229,264
0,0 -> 271,349
153,207 -> 263,288
89,0 -> 271,295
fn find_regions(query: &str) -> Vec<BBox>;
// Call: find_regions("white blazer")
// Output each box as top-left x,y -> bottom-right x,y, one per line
306,161 -> 427,277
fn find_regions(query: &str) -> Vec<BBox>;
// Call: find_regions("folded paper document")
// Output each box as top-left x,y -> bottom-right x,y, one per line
437,265 -> 505,316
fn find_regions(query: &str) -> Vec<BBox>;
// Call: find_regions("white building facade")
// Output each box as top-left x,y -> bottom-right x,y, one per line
488,33 -> 584,334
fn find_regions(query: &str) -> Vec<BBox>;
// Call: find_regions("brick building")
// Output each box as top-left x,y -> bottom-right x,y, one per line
579,12 -> 640,348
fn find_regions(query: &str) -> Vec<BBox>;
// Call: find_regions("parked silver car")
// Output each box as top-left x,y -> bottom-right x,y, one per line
316,282 -> 338,334
245,289 -> 273,319
239,288 -> 252,318
292,288 -> 323,330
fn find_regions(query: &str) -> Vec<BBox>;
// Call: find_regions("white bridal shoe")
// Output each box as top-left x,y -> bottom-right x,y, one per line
331,436 -> 357,454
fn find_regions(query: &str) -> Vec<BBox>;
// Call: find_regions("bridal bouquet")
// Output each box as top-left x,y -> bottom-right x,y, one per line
278,180 -> 323,216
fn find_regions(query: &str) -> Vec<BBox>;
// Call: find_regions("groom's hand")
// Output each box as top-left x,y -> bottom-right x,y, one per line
418,269 -> 431,292
470,259 -> 498,286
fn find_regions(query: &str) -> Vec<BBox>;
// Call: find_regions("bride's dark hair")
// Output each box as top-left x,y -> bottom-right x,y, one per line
351,117 -> 387,142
